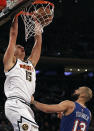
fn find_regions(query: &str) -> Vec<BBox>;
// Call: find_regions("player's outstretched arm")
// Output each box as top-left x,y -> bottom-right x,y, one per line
3,16 -> 18,72
31,96 -> 74,113
28,21 -> 42,67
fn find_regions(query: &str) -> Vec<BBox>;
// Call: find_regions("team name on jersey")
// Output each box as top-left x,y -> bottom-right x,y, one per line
20,64 -> 34,71
76,111 -> 89,121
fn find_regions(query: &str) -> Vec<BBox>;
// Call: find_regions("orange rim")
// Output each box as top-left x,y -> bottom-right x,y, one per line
16,0 -> 54,17
16,11 -> 34,17
32,0 -> 54,8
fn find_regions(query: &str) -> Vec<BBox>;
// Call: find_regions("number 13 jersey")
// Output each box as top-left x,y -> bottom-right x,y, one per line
4,59 -> 36,103
60,102 -> 91,131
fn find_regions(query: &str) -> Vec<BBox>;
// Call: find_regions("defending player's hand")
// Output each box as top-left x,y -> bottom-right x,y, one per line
31,96 -> 34,104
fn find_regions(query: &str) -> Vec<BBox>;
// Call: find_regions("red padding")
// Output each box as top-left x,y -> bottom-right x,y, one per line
0,0 -> 6,10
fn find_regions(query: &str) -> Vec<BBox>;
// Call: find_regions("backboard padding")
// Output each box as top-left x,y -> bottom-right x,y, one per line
0,0 -> 34,26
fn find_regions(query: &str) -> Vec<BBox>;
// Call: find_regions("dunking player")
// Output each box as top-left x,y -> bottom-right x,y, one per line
31,86 -> 93,131
3,16 -> 42,131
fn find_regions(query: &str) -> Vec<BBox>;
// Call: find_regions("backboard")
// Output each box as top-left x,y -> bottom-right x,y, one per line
0,0 -> 34,26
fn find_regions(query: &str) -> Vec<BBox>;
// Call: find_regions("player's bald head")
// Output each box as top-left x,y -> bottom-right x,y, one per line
79,86 -> 93,102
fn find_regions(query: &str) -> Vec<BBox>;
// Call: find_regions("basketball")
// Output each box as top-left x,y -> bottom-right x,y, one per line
35,7 -> 53,26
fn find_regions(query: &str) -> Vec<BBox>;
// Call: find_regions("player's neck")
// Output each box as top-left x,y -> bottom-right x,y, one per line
16,56 -> 24,61
19,58 -> 24,61
76,99 -> 86,107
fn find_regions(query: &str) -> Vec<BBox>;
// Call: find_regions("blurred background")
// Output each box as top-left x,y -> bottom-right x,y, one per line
0,0 -> 94,130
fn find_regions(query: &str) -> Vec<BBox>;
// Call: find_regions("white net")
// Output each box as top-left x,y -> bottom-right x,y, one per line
19,0 -> 54,41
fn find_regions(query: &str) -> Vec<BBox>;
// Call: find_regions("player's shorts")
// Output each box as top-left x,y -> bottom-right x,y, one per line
5,98 -> 39,131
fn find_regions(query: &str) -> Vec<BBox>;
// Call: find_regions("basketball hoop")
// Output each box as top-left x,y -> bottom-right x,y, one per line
16,0 -> 54,41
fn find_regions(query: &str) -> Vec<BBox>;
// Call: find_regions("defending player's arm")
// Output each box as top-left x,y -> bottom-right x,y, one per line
90,111 -> 92,120
3,17 -> 18,72
31,96 -> 73,113
28,21 -> 42,68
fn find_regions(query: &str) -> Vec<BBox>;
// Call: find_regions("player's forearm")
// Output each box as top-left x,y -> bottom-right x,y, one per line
28,33 -> 42,67
10,17 -> 18,41
8,17 -> 18,53
32,100 -> 58,113
3,17 -> 18,69
32,100 -> 61,113
32,100 -> 50,113
34,33 -> 42,47
33,34 -> 42,57
34,20 -> 42,44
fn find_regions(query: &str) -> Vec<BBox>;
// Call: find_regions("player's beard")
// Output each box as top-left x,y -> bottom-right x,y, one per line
71,93 -> 80,101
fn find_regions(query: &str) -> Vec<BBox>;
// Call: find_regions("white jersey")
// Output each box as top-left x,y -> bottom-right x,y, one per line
4,59 -> 36,103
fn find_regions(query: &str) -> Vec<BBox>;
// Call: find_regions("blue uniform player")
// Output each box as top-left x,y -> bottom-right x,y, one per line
60,102 -> 91,131
31,86 -> 92,131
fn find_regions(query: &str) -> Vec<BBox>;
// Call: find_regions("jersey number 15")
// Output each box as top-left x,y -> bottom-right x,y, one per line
26,71 -> 32,82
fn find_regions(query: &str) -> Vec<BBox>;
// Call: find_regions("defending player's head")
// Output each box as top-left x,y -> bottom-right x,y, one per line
73,86 -> 93,102
14,44 -> 25,60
